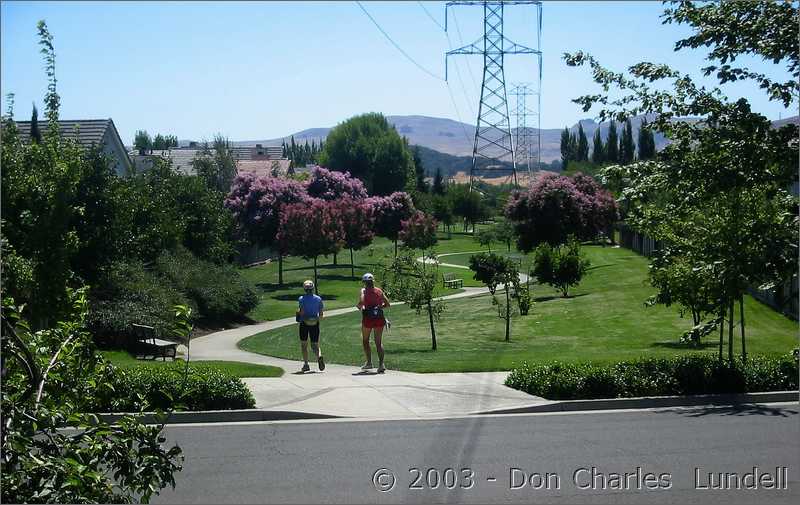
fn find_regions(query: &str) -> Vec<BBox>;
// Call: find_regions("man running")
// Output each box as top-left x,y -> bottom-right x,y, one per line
297,280 -> 325,372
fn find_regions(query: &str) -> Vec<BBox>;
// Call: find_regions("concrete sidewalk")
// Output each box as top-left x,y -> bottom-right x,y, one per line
188,285 -> 547,418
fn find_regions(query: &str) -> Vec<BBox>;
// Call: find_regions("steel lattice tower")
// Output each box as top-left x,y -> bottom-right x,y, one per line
445,1 -> 542,190
510,82 -> 540,182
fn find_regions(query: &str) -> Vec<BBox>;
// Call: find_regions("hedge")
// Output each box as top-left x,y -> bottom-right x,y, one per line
505,354 -> 798,400
93,364 -> 255,412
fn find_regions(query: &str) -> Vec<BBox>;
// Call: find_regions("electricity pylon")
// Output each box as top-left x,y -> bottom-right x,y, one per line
445,1 -> 542,190
510,82 -> 540,182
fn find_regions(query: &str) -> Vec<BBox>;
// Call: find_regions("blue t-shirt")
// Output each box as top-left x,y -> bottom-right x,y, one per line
298,293 -> 323,321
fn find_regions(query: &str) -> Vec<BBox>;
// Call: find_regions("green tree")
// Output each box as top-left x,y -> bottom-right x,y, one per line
134,130 -> 152,155
413,146 -> 428,193
566,0 -> 798,364
560,127 -> 574,168
319,113 -> 413,195
29,103 -> 42,143
576,123 -> 589,162
620,119 -> 635,164
591,128 -> 605,164
532,239 -> 590,297
381,248 -> 446,350
468,252 -> 519,341
432,167 -> 446,195
431,194 -> 454,237
449,184 -> 488,234
637,121 -> 656,160
192,134 -> 237,193
1,292 -> 184,503
605,121 -> 619,163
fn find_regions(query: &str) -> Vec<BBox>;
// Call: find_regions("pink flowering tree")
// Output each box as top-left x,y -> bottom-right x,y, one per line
571,172 -> 619,242
329,197 -> 375,279
505,172 -> 593,251
277,199 -> 345,293
368,192 -> 415,256
305,166 -> 369,265
224,173 -> 308,285
399,211 -> 438,255
305,166 -> 368,201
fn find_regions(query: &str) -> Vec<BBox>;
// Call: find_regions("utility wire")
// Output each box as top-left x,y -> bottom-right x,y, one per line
355,1 -> 444,81
417,1 -> 445,31
451,9 -> 480,94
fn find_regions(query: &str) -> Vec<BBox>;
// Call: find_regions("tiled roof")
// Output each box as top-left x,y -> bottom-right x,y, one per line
15,119 -> 115,147
237,159 -> 292,176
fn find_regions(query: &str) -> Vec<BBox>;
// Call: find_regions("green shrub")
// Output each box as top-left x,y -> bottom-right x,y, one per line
506,354 -> 798,400
96,364 -> 255,412
155,248 -> 258,322
531,238 -> 590,297
88,260 -> 193,343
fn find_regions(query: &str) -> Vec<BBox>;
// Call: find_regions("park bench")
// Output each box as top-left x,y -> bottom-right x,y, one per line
131,323 -> 178,361
442,272 -> 463,289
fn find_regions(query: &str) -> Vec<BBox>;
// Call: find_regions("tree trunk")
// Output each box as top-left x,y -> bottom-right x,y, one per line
394,239 -> 398,257
727,299 -> 734,366
507,242 -> 511,252
333,252 -> 337,265
313,256 -> 319,295
350,248 -> 355,280
740,295 -> 746,362
718,310 -> 724,362
505,286 -> 511,342
427,300 -> 437,351
278,254 -> 284,286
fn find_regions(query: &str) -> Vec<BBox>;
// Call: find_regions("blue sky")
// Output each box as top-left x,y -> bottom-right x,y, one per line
2,1 -> 794,144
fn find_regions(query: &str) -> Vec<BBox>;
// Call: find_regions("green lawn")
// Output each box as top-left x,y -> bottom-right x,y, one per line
240,232 -> 486,321
101,350 -> 284,377
239,245 -> 797,373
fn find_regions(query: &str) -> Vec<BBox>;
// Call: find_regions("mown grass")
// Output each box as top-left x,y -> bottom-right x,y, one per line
100,350 -> 284,377
239,245 -> 797,373
239,231 -> 491,321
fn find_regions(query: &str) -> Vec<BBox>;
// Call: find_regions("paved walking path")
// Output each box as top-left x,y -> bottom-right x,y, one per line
188,254 -> 544,418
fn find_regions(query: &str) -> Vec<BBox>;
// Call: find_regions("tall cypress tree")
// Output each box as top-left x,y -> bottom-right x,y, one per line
637,121 -> 656,160
606,121 -> 619,163
30,103 -> 42,143
432,167 -> 445,195
621,119 -> 635,164
591,128 -> 604,164
560,127 -> 573,168
576,123 -> 589,161
413,146 -> 427,192
290,136 -> 297,163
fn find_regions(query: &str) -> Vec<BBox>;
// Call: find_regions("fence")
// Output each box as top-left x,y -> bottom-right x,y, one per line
615,223 -> 798,321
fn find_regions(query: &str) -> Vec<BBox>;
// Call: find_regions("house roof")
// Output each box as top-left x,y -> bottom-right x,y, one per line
14,119 -> 132,172
16,119 -> 117,146
237,159 -> 292,176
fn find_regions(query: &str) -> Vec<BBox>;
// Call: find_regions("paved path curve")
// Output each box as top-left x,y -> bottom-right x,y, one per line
188,254 -> 543,418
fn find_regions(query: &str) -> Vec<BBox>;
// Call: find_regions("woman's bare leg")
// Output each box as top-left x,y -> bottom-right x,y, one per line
361,326 -> 372,366
374,326 -> 385,368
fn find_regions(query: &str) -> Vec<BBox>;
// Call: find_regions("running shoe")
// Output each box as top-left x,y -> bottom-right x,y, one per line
318,355 -> 325,371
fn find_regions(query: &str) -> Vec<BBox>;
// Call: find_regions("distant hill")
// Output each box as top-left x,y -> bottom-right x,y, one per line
179,114 -> 794,172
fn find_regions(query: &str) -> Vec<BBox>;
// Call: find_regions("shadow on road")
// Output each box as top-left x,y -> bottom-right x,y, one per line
656,403 -> 798,418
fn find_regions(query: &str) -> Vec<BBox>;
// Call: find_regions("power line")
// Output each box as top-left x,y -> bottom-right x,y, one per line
355,1 -> 443,81
451,9 -> 480,95
417,1 -> 445,31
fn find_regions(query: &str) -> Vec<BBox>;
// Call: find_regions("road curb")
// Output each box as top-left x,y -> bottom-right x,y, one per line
96,409 -> 340,425
474,390 -> 799,415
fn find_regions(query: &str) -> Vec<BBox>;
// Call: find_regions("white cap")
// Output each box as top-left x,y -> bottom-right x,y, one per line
362,273 -> 374,282
303,280 -> 314,289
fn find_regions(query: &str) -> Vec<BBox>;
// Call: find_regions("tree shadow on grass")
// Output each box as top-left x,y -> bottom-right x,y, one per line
533,293 -> 589,303
650,341 -> 719,350
254,281 -> 303,292
273,294 -> 340,301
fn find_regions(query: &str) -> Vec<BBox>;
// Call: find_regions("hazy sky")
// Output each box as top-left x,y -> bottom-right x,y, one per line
2,1 -> 794,144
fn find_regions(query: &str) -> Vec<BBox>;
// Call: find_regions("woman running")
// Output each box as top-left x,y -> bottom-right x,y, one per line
356,272 -> 390,373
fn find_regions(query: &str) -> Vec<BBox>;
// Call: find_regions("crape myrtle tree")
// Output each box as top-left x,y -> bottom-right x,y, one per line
305,166 -> 369,265
565,0 -> 798,363
224,173 -> 307,285
571,172 -> 620,242
330,197 -> 375,279
368,192 -> 416,256
319,112 -> 414,195
277,199 -> 345,294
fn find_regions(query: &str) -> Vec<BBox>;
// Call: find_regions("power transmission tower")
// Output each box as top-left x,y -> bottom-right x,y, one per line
510,82 -> 540,182
445,1 -> 542,190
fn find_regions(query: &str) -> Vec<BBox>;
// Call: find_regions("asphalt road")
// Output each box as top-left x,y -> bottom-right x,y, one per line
155,403 -> 799,504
